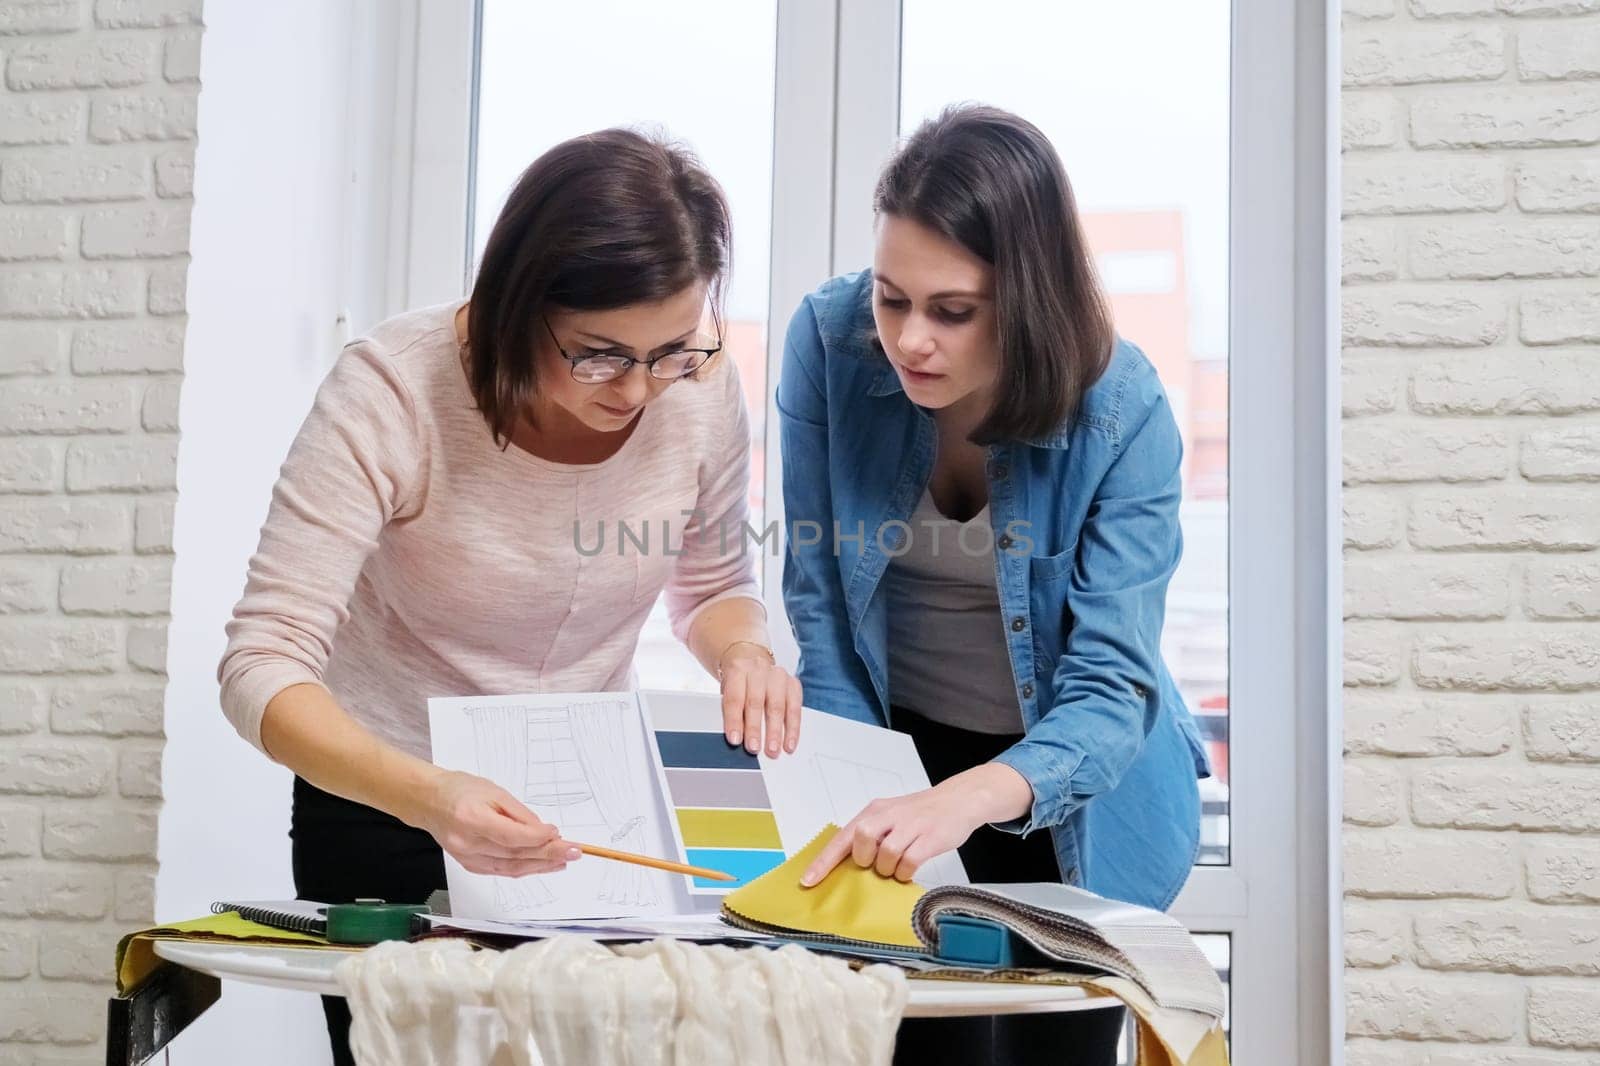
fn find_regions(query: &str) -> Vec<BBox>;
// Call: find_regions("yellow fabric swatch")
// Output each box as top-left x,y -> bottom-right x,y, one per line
115,912 -> 352,994
1142,1019 -> 1229,1066
722,824 -> 927,949
675,807 -> 783,849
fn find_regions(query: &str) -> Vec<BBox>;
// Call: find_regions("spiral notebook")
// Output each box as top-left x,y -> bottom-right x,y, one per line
210,899 -> 329,936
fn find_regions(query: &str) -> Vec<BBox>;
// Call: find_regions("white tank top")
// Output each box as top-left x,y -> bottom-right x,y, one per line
885,489 -> 1025,734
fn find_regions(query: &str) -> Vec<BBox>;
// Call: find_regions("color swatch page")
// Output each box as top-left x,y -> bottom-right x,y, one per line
639,691 -> 969,894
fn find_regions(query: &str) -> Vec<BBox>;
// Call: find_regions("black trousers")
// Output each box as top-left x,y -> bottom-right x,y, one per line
290,776 -> 447,1066
890,705 -> 1127,1066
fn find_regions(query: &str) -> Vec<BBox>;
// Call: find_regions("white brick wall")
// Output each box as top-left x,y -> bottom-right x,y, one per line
1343,1 -> 1600,1059
0,0 -> 197,1059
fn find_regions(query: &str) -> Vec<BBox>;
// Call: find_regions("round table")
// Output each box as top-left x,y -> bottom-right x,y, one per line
153,939 -> 1117,1019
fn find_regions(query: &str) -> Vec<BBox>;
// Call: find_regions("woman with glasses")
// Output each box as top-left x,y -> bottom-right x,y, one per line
219,128 -> 798,1065
779,105 -> 1211,1066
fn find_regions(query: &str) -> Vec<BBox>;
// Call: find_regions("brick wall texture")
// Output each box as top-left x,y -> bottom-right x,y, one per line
0,0 -> 199,1060
1343,0 -> 1600,1061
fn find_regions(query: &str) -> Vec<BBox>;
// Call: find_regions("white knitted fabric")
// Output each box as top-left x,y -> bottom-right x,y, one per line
336,939 -> 511,1066
335,937 -> 908,1066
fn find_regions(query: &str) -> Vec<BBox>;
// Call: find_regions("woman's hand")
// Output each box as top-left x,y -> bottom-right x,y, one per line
719,643 -> 803,758
800,762 -> 1034,886
415,769 -> 578,877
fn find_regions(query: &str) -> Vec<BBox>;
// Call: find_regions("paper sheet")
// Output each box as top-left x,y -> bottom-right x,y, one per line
425,912 -> 773,942
429,690 -> 967,921
428,692 -> 689,921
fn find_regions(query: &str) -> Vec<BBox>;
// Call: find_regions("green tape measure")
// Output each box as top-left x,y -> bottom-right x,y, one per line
325,899 -> 428,945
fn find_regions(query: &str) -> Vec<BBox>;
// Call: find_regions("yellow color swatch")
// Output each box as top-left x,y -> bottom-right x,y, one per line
675,807 -> 783,850
722,824 -> 927,949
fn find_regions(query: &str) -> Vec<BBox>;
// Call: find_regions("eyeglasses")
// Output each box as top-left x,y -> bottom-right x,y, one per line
544,314 -> 723,384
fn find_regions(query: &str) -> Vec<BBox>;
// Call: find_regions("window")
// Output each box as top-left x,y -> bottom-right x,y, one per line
899,4 -> 1234,1039
900,0 -> 1233,867
471,0 -> 778,691
404,2 -> 1334,1061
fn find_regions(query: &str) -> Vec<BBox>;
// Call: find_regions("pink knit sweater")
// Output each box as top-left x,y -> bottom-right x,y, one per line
218,301 -> 761,759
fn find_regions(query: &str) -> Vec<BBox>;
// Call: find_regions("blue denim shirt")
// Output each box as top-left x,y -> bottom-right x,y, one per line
778,271 -> 1210,911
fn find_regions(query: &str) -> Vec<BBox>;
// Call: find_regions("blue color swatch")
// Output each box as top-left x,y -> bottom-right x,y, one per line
655,731 -> 761,771
686,848 -> 787,889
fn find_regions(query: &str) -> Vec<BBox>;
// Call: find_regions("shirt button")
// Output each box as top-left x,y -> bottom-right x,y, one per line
1134,684 -> 1148,698
1021,683 -> 1035,699
1011,616 -> 1026,632
994,465 -> 1009,480
997,534 -> 1013,550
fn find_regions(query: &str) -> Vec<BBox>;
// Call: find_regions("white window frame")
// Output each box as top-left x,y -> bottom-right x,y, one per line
385,1 -> 1339,1061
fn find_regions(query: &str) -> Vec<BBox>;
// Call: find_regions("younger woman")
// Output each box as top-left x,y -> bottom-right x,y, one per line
779,105 -> 1210,1066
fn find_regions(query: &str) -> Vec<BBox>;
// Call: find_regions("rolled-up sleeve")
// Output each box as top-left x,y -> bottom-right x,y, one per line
216,345 -> 422,756
665,355 -> 764,644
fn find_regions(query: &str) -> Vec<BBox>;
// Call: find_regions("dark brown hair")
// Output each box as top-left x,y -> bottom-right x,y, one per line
874,104 -> 1114,444
465,128 -> 732,444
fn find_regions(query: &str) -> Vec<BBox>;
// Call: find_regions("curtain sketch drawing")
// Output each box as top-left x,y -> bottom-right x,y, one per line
467,699 -> 660,911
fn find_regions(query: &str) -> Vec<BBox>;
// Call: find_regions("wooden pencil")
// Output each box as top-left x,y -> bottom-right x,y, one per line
572,841 -> 737,882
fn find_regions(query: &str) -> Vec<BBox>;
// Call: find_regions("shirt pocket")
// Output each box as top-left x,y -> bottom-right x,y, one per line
1028,545 -> 1077,585
1027,542 -> 1078,672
